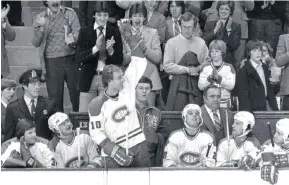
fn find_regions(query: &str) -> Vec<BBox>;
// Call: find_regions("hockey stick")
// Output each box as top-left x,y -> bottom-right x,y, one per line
76,127 -> 81,168
267,122 -> 275,150
225,108 -> 232,164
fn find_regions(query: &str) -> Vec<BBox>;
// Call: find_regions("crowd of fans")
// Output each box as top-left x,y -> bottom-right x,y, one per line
1,0 -> 289,183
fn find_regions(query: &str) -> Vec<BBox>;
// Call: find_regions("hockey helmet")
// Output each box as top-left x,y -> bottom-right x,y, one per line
234,111 -> 255,137
276,118 -> 289,144
48,112 -> 69,137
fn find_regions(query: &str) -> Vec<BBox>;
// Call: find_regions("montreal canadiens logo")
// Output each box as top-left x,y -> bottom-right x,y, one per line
112,105 -> 130,123
179,152 -> 201,166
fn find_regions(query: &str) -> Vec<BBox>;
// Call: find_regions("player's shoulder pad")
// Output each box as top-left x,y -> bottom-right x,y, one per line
88,93 -> 108,116
217,136 -> 233,148
200,129 -> 216,142
167,128 -> 183,140
247,136 -> 262,149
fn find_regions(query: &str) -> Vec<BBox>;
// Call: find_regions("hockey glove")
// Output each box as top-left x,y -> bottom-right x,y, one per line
238,155 -> 256,171
1,150 -> 26,168
261,152 -> 279,184
275,153 -> 289,168
144,107 -> 161,132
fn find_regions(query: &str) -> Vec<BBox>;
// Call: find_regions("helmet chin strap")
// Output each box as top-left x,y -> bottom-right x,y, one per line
235,130 -> 251,139
184,118 -> 203,130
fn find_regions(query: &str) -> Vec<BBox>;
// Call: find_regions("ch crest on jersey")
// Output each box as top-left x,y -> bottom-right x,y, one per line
65,156 -> 85,168
111,105 -> 131,123
179,152 -> 201,167
146,114 -> 158,129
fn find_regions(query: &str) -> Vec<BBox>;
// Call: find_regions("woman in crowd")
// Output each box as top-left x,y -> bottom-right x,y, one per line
198,40 -> 236,109
202,0 -> 241,68
1,119 -> 54,168
122,3 -> 162,106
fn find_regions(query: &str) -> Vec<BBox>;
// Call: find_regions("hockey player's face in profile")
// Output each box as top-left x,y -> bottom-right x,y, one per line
94,12 -> 109,27
58,119 -> 73,136
170,1 -> 182,19
232,120 -> 243,137
204,88 -> 221,110
273,129 -> 285,145
24,127 -> 37,145
210,49 -> 222,62
111,71 -> 125,91
136,83 -> 151,102
131,13 -> 145,30
186,110 -> 201,128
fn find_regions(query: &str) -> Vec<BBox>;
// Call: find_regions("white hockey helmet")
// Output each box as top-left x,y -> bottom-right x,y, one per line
48,112 -> 69,136
182,104 -> 203,129
234,111 -> 255,137
276,118 -> 289,144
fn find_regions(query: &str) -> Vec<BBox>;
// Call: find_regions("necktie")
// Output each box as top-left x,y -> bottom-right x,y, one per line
256,64 -> 267,96
98,26 -> 107,61
31,99 -> 36,118
213,110 -> 222,131
174,20 -> 180,36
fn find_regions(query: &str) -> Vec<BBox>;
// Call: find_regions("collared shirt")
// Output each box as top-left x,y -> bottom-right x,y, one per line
250,59 -> 267,96
205,104 -> 221,127
132,26 -> 143,36
93,22 -> 107,72
1,100 -> 7,108
147,11 -> 153,23
24,95 -> 38,115
172,17 -> 181,36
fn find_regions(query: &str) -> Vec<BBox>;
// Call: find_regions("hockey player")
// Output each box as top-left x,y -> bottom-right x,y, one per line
1,119 -> 54,168
163,104 -> 216,167
216,111 -> 261,169
259,118 -> 289,184
88,19 -> 152,167
48,112 -> 102,168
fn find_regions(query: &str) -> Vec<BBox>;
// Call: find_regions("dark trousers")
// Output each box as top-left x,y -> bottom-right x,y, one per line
283,95 -> 289,110
249,19 -> 283,57
45,55 -> 79,112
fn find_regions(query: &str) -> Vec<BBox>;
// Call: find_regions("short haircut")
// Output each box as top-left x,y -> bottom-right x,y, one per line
245,39 -> 262,58
168,1 -> 185,16
203,85 -> 221,97
16,119 -> 35,140
102,65 -> 123,88
138,76 -> 153,88
260,41 -> 274,58
129,3 -> 147,18
180,12 -> 198,28
216,1 -> 235,15
93,1 -> 111,16
209,40 -> 227,58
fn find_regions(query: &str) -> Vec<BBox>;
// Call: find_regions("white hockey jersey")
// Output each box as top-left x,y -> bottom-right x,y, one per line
89,57 -> 148,153
198,62 -> 236,108
163,129 -> 216,167
53,131 -> 102,168
1,141 -> 54,168
216,136 -> 261,167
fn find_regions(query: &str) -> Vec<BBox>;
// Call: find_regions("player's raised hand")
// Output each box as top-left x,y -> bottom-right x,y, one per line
1,4 -> 10,20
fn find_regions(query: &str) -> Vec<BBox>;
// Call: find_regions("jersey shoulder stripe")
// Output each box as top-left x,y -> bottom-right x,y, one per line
89,93 -> 109,116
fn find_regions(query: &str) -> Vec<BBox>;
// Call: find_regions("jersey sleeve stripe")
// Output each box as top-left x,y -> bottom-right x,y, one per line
115,130 -> 143,145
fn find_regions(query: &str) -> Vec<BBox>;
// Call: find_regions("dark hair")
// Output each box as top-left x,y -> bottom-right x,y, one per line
168,1 -> 185,17
42,1 -> 48,7
138,76 -> 153,88
16,119 -> 35,140
180,12 -> 198,28
129,3 -> 147,19
216,1 -> 235,16
203,85 -> 221,97
245,39 -> 262,58
102,65 -> 123,88
93,1 -> 111,16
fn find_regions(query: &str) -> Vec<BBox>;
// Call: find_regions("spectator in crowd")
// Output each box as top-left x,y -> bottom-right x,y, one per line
123,3 -> 162,106
163,104 -> 216,168
48,112 -> 102,168
260,41 -> 281,95
1,78 -> 16,142
203,0 -> 254,69
31,0 -> 81,112
4,69 -> 58,141
216,111 -> 261,168
1,4 -> 16,78
201,85 -> 233,146
164,12 -> 209,107
88,22 -> 151,167
184,0 -> 204,18
247,0 -> 286,57
135,76 -> 165,167
78,1 -> 125,28
76,2 -> 123,112
144,0 -> 166,44
237,40 -> 278,112
1,119 -> 54,168
276,29 -> 289,59
203,0 -> 241,68
276,52 -> 289,111
285,2 -> 289,33
1,1 -> 23,26
198,40 -> 236,109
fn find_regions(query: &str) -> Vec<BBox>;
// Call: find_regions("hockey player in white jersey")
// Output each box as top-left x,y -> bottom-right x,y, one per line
48,112 -> 102,168
163,104 -> 216,167
1,119 -> 54,168
216,111 -> 261,169
88,19 -> 152,167
258,118 -> 289,184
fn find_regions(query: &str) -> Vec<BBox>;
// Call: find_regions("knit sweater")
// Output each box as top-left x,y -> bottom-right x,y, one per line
164,34 -> 209,75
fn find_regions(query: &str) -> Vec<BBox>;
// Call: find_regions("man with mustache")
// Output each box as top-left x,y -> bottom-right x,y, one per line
4,69 -> 58,141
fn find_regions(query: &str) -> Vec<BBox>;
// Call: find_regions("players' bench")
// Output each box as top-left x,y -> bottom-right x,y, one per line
69,111 -> 289,144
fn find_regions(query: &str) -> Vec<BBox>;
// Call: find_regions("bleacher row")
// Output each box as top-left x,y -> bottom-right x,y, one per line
70,111 -> 289,145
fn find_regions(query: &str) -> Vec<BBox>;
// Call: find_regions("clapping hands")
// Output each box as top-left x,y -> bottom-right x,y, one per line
106,36 -> 115,54
1,4 -> 10,21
